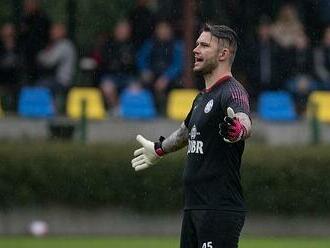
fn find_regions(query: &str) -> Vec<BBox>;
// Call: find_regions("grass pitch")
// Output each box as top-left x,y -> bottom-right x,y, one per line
0,236 -> 330,248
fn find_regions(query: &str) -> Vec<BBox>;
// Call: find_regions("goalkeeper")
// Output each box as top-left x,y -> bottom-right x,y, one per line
131,24 -> 251,248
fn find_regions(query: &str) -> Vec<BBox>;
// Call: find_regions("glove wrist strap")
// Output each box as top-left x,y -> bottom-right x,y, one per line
154,136 -> 166,157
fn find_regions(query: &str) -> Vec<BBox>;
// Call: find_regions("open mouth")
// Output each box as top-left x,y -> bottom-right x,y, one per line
195,57 -> 203,64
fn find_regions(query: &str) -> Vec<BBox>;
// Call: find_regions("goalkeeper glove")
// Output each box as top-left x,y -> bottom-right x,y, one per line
219,107 -> 246,143
131,135 -> 165,171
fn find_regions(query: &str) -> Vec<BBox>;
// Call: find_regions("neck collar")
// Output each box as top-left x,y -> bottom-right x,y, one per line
203,75 -> 232,93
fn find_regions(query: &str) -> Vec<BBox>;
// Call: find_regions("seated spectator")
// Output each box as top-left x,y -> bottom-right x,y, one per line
314,26 -> 330,90
286,32 -> 319,115
248,16 -> 281,99
98,20 -> 136,113
37,23 -> 76,111
129,0 -> 155,49
290,32 -> 313,76
137,20 -> 184,112
319,0 -> 330,28
77,32 -> 109,87
285,75 -> 319,115
89,32 -> 109,84
0,23 -> 21,111
271,3 -> 304,49
271,3 -> 306,84
19,0 -> 51,84
0,23 -> 20,85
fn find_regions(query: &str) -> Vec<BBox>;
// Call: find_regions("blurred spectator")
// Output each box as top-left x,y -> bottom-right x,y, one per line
248,16 -> 281,99
289,32 -> 313,77
286,75 -> 318,115
0,23 -> 21,111
0,23 -> 20,86
129,0 -> 155,49
18,0 -> 51,84
314,26 -> 330,90
271,3 -> 304,49
319,0 -> 330,28
271,3 -> 306,86
83,32 -> 109,86
286,32 -> 318,115
99,20 -> 136,113
37,23 -> 76,111
89,32 -> 109,72
137,20 -> 184,112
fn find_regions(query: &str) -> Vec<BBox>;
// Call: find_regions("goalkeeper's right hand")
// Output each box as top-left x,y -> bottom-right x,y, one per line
131,135 -> 164,171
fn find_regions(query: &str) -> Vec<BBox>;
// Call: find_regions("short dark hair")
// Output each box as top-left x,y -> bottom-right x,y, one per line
201,23 -> 238,64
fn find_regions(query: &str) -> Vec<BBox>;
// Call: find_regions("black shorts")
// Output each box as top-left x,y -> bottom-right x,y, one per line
180,210 -> 245,248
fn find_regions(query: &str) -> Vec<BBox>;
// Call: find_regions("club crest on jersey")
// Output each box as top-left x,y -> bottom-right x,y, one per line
204,99 -> 214,113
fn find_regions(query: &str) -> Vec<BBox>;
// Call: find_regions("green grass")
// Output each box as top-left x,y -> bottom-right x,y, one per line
0,236 -> 330,248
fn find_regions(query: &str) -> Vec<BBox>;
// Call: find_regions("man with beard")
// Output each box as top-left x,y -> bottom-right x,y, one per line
131,24 -> 251,248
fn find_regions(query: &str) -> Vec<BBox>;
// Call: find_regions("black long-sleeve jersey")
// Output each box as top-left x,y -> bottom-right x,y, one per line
183,75 -> 250,212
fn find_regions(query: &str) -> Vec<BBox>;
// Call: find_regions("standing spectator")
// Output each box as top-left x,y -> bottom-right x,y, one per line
18,0 -> 51,84
99,20 -> 136,113
248,16 -> 281,100
129,0 -> 155,49
37,23 -> 76,111
137,20 -> 184,113
314,26 -> 330,90
0,23 -> 21,111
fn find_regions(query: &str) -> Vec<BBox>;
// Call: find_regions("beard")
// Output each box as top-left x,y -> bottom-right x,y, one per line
193,57 -> 218,75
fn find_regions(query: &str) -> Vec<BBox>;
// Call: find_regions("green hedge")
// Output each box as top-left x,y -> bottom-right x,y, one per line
243,145 -> 330,215
0,142 -> 329,215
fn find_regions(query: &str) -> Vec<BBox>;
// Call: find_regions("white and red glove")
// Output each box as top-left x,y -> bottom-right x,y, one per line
131,135 -> 165,171
219,107 -> 247,143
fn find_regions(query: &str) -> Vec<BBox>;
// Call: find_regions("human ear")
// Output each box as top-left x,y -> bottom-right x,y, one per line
218,48 -> 228,61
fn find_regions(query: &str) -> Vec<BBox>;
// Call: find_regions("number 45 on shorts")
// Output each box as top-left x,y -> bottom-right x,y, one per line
202,241 -> 213,248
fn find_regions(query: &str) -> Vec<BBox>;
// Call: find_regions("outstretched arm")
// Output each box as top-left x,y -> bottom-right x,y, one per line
161,122 -> 189,153
131,122 -> 189,171
132,93 -> 196,172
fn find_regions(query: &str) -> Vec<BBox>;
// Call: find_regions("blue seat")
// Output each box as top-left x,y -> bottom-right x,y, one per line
119,89 -> 156,119
18,86 -> 55,118
258,91 -> 297,121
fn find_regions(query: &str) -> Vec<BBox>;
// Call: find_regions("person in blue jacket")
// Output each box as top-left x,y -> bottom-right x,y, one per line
137,19 -> 184,112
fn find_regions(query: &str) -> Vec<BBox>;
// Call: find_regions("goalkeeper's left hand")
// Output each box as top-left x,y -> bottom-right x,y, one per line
219,107 -> 246,143
131,135 -> 163,171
